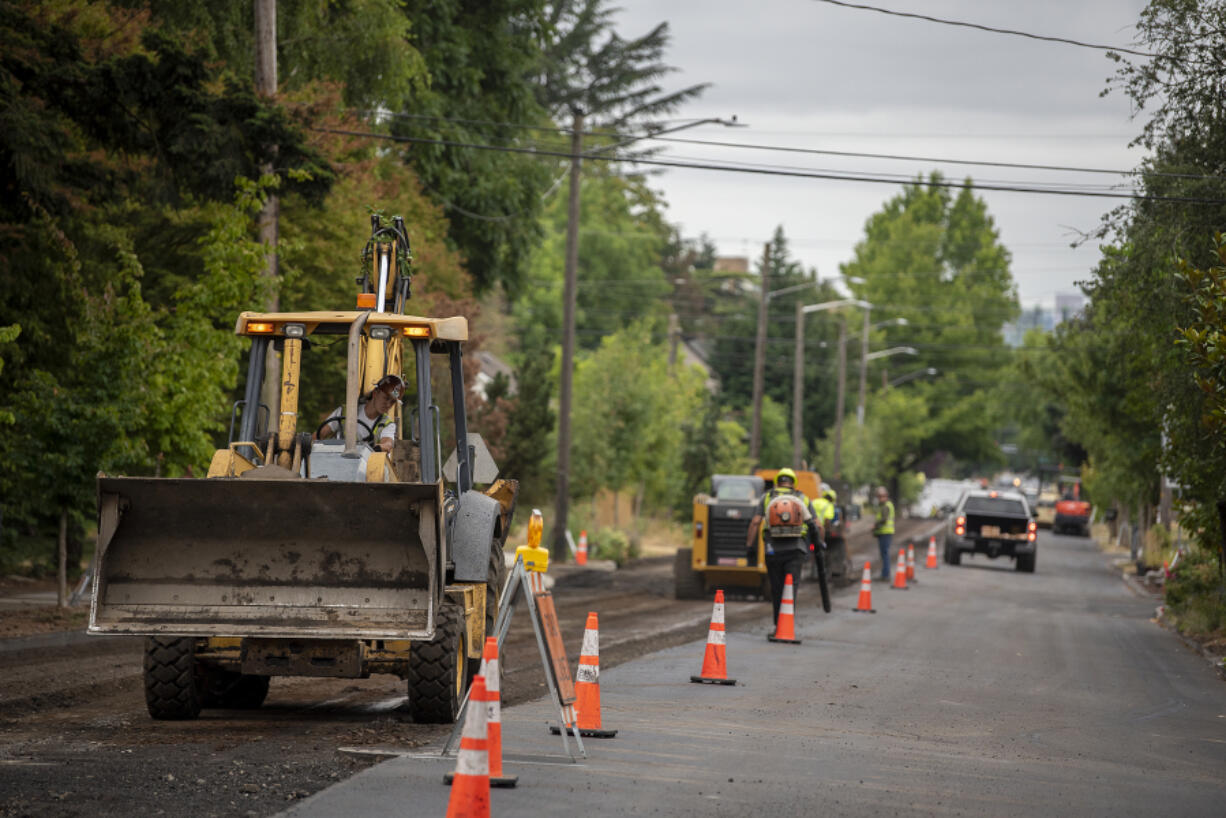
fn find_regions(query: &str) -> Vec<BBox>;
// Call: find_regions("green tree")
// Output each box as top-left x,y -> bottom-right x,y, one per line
0,4 -> 328,571
502,327 -> 556,502
513,171 -> 672,346
838,174 -> 1020,483
390,0 -> 554,293
570,322 -> 705,516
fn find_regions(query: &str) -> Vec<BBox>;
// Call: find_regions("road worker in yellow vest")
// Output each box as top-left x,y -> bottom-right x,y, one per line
746,468 -> 821,628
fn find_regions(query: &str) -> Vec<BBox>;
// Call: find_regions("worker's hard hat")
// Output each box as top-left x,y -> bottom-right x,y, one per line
776,467 -> 797,486
375,374 -> 406,403
820,482 -> 835,501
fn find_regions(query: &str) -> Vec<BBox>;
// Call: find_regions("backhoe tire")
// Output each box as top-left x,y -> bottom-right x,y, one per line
673,547 -> 704,600
407,602 -> 468,724
144,636 -> 202,721
202,670 -> 270,709
468,536 -> 509,686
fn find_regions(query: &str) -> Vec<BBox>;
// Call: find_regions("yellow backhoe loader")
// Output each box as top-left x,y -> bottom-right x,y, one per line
89,215 -> 516,723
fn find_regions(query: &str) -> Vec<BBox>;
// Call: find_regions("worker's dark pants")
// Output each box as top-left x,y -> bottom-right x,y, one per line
765,549 -> 807,625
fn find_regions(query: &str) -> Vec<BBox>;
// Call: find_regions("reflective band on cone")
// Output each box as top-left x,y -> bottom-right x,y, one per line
551,612 -> 617,738
891,549 -> 909,590
768,573 -> 802,644
691,590 -> 736,685
853,561 -> 876,613
444,676 -> 490,818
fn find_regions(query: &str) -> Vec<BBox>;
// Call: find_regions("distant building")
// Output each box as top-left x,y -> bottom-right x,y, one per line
1002,305 -> 1054,347
473,350 -> 515,400
1054,292 -> 1086,323
713,256 -> 748,274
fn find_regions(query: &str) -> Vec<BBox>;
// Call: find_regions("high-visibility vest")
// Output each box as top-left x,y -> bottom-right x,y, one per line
813,496 -> 836,524
872,500 -> 895,535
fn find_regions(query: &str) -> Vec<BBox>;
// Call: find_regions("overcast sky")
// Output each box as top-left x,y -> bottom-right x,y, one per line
614,0 -> 1151,308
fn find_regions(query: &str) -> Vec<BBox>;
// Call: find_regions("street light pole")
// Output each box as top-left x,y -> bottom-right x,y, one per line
789,299 -> 869,475
792,299 -> 804,468
857,308 -> 870,425
749,242 -> 771,465
834,320 -> 847,477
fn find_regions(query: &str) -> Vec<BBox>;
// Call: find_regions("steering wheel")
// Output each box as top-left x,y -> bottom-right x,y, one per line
314,416 -> 375,442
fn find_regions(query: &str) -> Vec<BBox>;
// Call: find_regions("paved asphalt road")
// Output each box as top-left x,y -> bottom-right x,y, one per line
282,530 -> 1226,817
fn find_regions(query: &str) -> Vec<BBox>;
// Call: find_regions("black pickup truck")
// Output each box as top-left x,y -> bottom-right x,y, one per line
943,489 -> 1038,573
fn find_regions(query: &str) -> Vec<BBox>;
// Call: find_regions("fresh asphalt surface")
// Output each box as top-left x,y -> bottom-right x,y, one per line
282,530 -> 1226,817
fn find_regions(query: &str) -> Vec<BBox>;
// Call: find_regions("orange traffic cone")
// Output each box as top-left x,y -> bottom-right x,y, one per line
768,574 -> 802,644
925,536 -> 938,569
476,638 -> 516,787
444,675 -> 490,818
853,561 -> 876,613
691,590 -> 736,685
891,548 -> 908,590
576,530 -> 588,566
906,542 -> 917,583
551,612 -> 617,738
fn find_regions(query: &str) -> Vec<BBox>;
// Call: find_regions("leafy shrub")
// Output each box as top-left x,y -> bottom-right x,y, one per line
1165,544 -> 1226,638
592,527 -> 632,566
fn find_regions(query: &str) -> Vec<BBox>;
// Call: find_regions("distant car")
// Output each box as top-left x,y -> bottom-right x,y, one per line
1033,489 -> 1058,529
943,489 -> 1038,573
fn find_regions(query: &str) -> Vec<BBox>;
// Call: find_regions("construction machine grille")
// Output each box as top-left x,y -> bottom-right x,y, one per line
708,517 -> 753,562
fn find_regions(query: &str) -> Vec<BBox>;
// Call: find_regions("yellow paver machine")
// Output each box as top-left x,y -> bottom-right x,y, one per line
89,216 -> 516,723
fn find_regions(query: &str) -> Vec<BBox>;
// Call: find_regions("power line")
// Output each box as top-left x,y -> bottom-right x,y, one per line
350,107 -> 1223,182
807,0 -> 1160,59
308,127 -> 1226,205
646,136 -> 1219,183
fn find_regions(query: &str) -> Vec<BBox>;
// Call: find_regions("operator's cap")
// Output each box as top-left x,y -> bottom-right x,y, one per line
375,374 -> 406,404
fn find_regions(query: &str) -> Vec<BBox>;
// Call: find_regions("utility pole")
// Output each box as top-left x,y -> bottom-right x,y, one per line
553,108 -> 584,557
749,242 -> 770,465
254,0 -> 280,423
856,307 -> 870,425
833,320 -> 847,477
791,300 -> 804,469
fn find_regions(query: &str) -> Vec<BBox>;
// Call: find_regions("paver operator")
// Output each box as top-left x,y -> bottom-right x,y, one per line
813,482 -> 837,540
746,468 -> 823,628
315,373 -> 405,453
872,485 -> 895,580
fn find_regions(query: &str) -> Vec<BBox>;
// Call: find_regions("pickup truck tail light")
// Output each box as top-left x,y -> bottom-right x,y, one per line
955,515 -> 965,536
1027,520 -> 1037,541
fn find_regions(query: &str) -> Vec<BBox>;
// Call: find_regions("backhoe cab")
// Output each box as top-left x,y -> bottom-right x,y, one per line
90,215 -> 516,724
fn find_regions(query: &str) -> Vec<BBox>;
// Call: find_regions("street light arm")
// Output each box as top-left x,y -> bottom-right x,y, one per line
888,367 -> 939,387
801,298 -> 871,314
588,116 -> 742,157
864,346 -> 918,361
767,281 -> 817,300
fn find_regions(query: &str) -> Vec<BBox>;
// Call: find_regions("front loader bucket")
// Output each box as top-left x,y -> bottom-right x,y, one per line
90,477 -> 442,640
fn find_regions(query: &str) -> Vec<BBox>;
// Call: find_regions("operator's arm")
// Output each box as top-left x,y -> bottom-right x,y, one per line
315,406 -> 342,440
